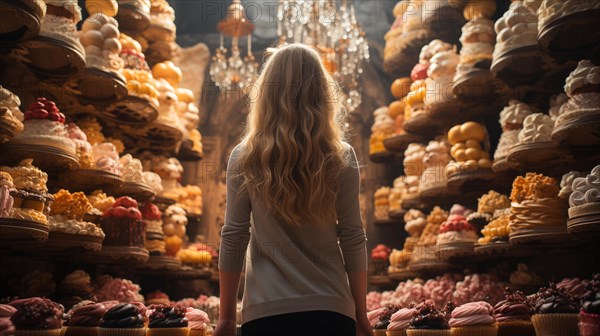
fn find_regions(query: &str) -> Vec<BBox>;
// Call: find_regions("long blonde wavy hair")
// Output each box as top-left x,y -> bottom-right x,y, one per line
237,44 -> 348,225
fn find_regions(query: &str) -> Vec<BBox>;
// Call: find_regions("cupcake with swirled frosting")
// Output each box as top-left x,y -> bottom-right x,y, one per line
449,301 -> 496,336
568,164 -> 600,225
555,60 -> 600,126
64,302 -> 107,336
493,288 -> 535,336
531,284 -> 580,336
494,100 -> 534,162
99,303 -> 145,336
147,305 -> 188,336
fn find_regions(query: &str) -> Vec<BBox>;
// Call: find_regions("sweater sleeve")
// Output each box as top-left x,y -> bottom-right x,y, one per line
336,145 -> 368,272
218,145 -> 252,272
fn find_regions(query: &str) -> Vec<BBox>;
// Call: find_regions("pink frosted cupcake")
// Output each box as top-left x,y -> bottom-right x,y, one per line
449,301 -> 496,336
64,302 -> 107,336
493,289 -> 535,336
387,307 -> 416,336
186,308 -> 210,336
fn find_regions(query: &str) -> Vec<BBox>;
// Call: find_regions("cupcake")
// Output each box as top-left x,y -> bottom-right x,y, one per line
185,308 -> 209,336
99,303 -> 145,336
407,300 -> 450,336
9,297 -> 63,336
449,301 -> 496,336
494,288 -> 535,336
374,305 -> 402,336
580,274 -> 600,336
147,305 -> 188,336
387,307 -> 416,336
531,284 -> 580,336
0,303 -> 17,336
64,302 -> 107,336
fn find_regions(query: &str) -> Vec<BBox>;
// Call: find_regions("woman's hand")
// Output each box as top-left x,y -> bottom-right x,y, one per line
213,318 -> 237,336
355,312 -> 374,336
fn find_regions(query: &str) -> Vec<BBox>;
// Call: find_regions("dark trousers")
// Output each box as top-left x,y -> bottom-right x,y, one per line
241,310 -> 356,336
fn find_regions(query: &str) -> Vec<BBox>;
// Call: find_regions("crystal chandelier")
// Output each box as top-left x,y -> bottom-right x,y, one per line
277,0 -> 370,112
209,0 -> 259,91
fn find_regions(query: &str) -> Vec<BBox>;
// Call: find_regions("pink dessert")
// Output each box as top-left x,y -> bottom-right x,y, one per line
437,205 -> 478,245
449,301 -> 495,327
94,275 -> 144,303
387,307 -> 415,332
454,274 -> 505,306
557,277 -> 589,299
186,308 -> 210,331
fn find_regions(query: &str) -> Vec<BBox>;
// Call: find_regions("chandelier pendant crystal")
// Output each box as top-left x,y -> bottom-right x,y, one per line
210,0 -> 259,91
276,0 -> 370,113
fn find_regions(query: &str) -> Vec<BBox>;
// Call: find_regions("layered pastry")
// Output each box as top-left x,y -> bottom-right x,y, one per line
144,0 -> 176,40
77,117 -> 125,153
9,297 -> 63,336
494,288 -> 535,336
517,113 -> 554,144
86,0 -> 118,16
370,107 -> 395,155
163,205 -> 187,257
10,98 -> 76,155
99,303 -> 145,336
580,274 -> 600,336
40,0 -> 84,53
146,291 -> 170,305
436,204 -> 478,246
120,33 -> 160,106
537,1 -> 600,30
57,270 -> 95,309
468,190 -> 510,229
186,308 -> 210,336
403,143 -> 426,201
419,140 -> 452,194
0,173 -> 14,218
449,301 -> 496,336
446,121 -> 492,176
94,275 -> 143,303
509,173 -> 568,242
531,284 -> 580,336
455,17 -> 496,79
0,159 -> 51,224
493,100 -> 534,163
555,60 -> 600,126
100,196 -> 146,248
0,86 -> 24,143
568,164 -> 600,228
492,1 -> 538,59
383,0 -> 428,64
453,273 -> 504,306
64,301 -> 107,336
412,207 -> 448,263
407,300 -> 450,336
406,40 -> 453,121
374,187 -> 391,221
80,14 -> 125,75
49,189 -> 105,239
148,305 -> 188,336
387,307 -> 416,336
141,202 -> 165,255
425,47 -> 460,107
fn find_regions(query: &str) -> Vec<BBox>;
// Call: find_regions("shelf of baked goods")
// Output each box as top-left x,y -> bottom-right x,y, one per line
383,0 -> 467,76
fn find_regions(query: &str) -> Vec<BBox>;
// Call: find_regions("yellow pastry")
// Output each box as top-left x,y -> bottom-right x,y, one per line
85,0 -> 118,17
